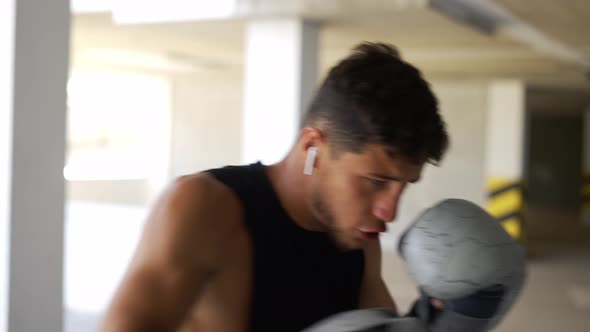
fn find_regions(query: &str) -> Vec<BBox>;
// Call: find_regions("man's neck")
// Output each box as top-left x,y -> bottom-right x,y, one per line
266,156 -> 326,232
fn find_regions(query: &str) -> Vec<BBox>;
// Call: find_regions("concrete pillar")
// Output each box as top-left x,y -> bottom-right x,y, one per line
242,19 -> 319,164
581,109 -> 590,225
484,80 -> 526,241
0,0 -> 70,331
0,1 -> 15,330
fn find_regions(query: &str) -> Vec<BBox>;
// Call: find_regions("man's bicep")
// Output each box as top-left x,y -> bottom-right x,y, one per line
101,261 -> 213,331
100,175 -> 241,331
359,239 -> 397,312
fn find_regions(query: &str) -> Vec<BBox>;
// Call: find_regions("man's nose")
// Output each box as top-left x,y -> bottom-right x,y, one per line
372,193 -> 400,223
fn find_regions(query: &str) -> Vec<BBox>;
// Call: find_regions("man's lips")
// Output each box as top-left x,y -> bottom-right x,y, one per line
359,225 -> 387,233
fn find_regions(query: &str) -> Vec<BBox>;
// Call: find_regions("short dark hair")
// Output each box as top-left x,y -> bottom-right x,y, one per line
303,42 -> 449,165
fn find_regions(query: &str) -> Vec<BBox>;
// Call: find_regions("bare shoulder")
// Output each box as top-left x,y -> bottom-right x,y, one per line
139,172 -> 249,273
161,172 -> 244,228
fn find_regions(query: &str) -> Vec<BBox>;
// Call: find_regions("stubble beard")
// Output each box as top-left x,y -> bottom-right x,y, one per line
310,189 -> 357,250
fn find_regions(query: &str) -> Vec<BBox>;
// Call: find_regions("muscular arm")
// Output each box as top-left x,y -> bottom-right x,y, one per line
358,239 -> 398,314
99,174 -> 244,332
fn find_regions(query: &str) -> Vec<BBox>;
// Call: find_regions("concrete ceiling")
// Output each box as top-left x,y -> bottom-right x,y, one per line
71,0 -> 590,88
497,0 -> 590,48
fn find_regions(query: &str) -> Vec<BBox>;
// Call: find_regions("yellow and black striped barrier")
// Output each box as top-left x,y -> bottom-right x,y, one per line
486,177 -> 524,241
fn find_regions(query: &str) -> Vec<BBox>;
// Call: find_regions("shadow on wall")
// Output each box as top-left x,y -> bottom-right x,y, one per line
525,97 -> 590,246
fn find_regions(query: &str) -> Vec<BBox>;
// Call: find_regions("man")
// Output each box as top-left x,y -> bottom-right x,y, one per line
99,42 -> 449,332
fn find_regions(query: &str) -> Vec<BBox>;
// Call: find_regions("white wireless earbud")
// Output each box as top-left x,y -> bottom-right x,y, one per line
303,147 -> 318,175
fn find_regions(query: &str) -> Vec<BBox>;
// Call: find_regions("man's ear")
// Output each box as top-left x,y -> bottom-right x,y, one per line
299,127 -> 324,151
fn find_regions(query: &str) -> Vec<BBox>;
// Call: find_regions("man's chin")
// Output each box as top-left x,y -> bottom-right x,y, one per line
331,235 -> 365,251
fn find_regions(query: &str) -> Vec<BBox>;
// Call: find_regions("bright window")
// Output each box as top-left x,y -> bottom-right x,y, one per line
65,69 -> 171,181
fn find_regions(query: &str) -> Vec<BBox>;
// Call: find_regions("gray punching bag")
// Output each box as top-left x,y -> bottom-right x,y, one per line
399,199 -> 527,331
301,308 -> 429,332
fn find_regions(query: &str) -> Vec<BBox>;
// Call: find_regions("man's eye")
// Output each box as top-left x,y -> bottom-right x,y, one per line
367,178 -> 387,187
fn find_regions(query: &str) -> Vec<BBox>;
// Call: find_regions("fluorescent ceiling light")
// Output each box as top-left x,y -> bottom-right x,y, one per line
112,0 -> 237,24
429,0 -> 510,34
429,0 -> 590,69
77,48 -> 206,72
71,0 -> 237,23
70,0 -> 114,14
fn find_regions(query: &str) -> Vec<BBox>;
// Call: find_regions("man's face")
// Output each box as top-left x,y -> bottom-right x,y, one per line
309,144 -> 423,250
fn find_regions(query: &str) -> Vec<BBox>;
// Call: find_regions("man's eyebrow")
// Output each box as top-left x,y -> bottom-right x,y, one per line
368,173 -> 421,184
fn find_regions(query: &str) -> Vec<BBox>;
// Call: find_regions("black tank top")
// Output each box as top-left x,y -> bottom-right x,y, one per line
207,162 -> 365,332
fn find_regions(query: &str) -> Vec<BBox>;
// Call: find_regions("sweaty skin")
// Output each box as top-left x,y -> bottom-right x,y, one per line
99,128 -> 423,331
